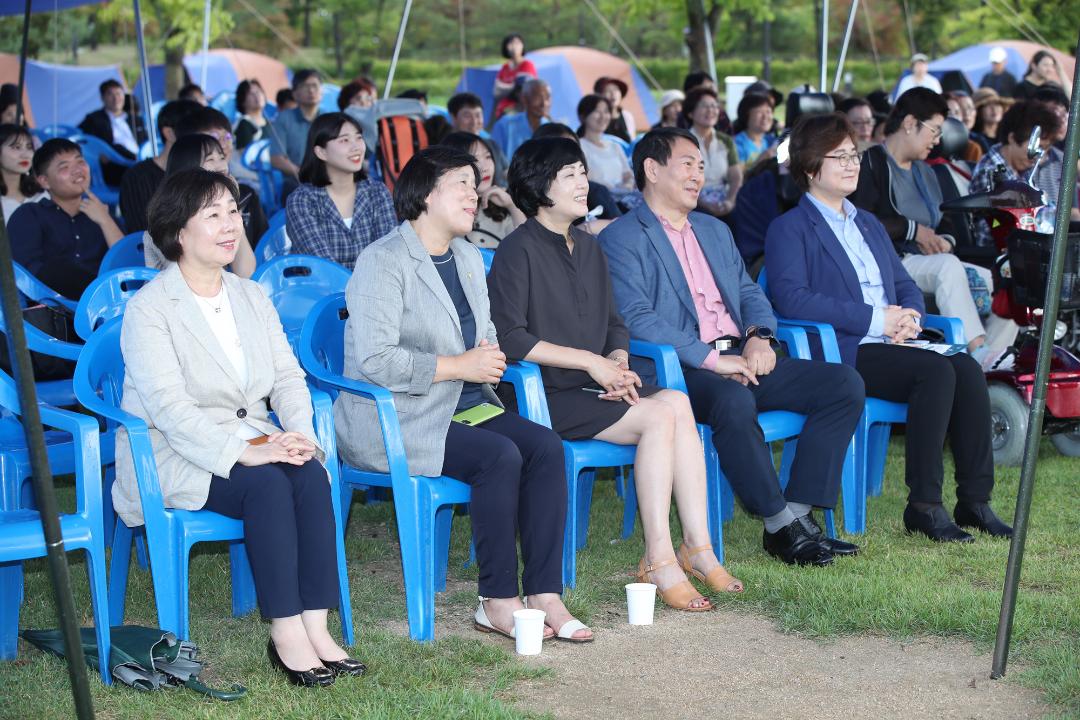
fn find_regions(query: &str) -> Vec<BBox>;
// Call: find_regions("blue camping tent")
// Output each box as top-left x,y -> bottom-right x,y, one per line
455,46 -> 658,131
24,59 -> 124,129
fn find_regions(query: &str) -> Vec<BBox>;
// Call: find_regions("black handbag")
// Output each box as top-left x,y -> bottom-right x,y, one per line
0,299 -> 79,381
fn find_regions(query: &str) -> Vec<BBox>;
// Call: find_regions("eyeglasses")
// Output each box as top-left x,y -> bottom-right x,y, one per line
823,152 -> 862,168
918,119 -> 943,138
849,119 -> 874,127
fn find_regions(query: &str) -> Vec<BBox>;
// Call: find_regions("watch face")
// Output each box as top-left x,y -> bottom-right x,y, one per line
756,327 -> 774,340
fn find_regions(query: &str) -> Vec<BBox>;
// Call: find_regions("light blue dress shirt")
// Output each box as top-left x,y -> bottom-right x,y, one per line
805,193 -> 889,344
491,112 -> 548,160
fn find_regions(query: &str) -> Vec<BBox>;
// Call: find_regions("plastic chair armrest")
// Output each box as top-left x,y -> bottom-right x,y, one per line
775,317 -> 839,363
628,339 -> 686,392
500,362 -> 552,428
23,322 -> 83,361
924,314 -> 965,345
308,386 -> 341,487
38,404 -> 102,515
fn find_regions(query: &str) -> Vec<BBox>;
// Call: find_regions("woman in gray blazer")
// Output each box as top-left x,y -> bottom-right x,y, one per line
118,169 -> 363,687
335,147 -> 592,642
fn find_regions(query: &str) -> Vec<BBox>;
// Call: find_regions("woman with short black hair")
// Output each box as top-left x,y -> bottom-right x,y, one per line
119,168 -> 362,687
335,146 -> 592,643
488,138 -> 744,612
0,123 -> 44,223
493,33 -> 538,120
286,112 -> 396,267
683,87 -> 741,216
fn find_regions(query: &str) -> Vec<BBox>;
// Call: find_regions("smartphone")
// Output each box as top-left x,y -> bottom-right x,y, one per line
452,403 -> 505,426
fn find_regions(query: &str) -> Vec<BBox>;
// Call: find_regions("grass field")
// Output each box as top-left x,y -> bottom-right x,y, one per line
0,436 -> 1077,719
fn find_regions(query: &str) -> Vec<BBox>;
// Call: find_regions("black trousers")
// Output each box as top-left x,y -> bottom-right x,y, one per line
442,412 -> 566,599
683,356 -> 865,518
203,460 -> 339,619
856,343 -> 994,505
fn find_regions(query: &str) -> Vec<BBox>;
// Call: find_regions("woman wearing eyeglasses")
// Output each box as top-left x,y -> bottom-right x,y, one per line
765,113 -> 1011,544
849,88 -> 1014,369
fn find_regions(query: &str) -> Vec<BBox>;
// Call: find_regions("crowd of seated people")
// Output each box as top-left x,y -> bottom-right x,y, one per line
9,52 -> 1063,691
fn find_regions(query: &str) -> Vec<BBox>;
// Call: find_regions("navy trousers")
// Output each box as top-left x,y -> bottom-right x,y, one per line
442,411 -> 566,599
683,356 -> 865,518
203,460 -> 339,619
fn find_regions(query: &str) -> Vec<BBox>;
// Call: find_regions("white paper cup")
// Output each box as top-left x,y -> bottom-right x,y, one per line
513,608 -> 546,655
625,582 -> 657,625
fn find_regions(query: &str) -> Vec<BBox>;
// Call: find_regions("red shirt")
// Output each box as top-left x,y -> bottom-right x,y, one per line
494,59 -> 539,118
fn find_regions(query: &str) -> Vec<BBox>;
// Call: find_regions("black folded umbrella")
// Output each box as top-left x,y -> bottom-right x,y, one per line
21,625 -> 246,701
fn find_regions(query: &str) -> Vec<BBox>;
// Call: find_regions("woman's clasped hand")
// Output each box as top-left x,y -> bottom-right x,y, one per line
588,353 -> 641,404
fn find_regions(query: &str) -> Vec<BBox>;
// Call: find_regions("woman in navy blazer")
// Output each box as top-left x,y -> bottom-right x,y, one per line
765,113 -> 1011,544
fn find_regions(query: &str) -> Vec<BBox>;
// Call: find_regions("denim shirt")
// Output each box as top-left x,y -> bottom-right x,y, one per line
805,193 -> 889,343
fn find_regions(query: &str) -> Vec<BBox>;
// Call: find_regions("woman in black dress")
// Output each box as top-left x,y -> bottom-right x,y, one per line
488,138 -> 743,612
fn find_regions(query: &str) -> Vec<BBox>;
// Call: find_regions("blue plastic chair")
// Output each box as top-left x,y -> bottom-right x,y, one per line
0,372 -> 111,684
30,125 -> 82,142
73,318 -> 354,645
210,91 -> 237,122
500,361 -> 637,588
267,208 -> 287,233
137,139 -> 155,160
74,267 -> 158,341
251,255 -> 350,349
254,225 -> 290,267
11,261 -> 77,312
299,294 -> 469,642
757,268 -> 965,517
98,233 -> 147,274
0,297 -> 82,409
76,135 -> 135,207
478,247 -> 495,274
241,139 -> 282,215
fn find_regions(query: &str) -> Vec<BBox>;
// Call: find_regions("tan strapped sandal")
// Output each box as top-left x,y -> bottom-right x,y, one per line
677,543 -> 745,594
636,557 -> 713,612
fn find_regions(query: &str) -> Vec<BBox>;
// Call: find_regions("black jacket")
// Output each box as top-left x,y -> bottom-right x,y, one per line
850,143 -> 956,257
78,109 -> 148,160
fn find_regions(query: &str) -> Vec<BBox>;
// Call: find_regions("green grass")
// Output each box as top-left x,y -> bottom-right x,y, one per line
1,437 -> 1077,718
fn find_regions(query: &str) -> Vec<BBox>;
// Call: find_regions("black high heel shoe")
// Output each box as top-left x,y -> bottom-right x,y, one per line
267,639 -> 335,687
319,657 -> 367,677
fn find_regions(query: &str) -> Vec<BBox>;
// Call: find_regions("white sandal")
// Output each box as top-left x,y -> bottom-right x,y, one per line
524,598 -> 594,643
473,597 -> 515,640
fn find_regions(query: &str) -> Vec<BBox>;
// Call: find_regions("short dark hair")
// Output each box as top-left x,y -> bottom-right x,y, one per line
631,127 -> 699,191
838,97 -> 871,114
0,124 -> 41,197
178,83 -> 204,100
292,68 -> 322,89
235,79 -> 264,113
337,78 -> 377,110
397,88 -> 427,102
683,86 -> 719,119
682,71 -> 713,93
788,113 -> 859,193
885,87 -> 948,135
575,94 -> 612,136
299,112 -> 366,186
32,138 -> 81,178
447,92 -> 482,117
176,106 -> 231,138
393,145 -> 479,221
735,92 -> 773,132
501,33 -> 524,59
1032,85 -> 1068,109
1028,50 -> 1057,75
276,88 -> 295,106
156,99 -> 202,143
148,168 -> 240,262
999,100 -> 1062,147
532,122 -> 576,141
439,132 -> 507,221
99,79 -> 122,97
165,133 -> 226,176
507,137 -> 587,217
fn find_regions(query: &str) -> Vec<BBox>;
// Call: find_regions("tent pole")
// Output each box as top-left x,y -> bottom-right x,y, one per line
819,0 -> 828,90
383,0 -> 413,99
133,0 -> 158,156
0,207 -> 95,720
457,0 -> 467,92
699,0 -> 717,85
833,0 -> 859,92
14,0 -> 30,127
200,0 -> 212,90
991,26 -> 1080,680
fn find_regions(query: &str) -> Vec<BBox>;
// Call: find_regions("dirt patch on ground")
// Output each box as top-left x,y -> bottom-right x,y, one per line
385,607 -> 1050,719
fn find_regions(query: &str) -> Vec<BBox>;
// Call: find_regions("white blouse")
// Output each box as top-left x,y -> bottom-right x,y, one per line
580,135 -> 633,191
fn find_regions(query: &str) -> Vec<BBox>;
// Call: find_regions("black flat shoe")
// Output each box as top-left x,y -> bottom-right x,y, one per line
903,504 -> 975,543
763,518 -> 835,566
954,502 -> 1013,538
796,513 -> 860,556
320,657 -> 367,677
267,639 -> 335,687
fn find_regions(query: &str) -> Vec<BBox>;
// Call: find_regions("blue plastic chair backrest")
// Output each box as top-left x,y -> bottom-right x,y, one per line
255,225 -> 290,266
607,133 -> 632,159
267,208 -> 287,232
30,125 -> 82,143
12,261 -> 77,310
242,138 -> 271,171
757,266 -> 770,295
75,267 -> 159,341
137,139 -> 154,160
210,91 -> 237,122
76,135 -> 135,194
479,248 -> 495,275
99,232 -> 147,274
73,317 -> 126,412
301,293 -> 349,398
251,254 -> 350,299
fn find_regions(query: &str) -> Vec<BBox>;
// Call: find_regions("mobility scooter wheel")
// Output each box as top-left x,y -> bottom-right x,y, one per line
1050,431 -> 1080,457
989,383 -> 1029,467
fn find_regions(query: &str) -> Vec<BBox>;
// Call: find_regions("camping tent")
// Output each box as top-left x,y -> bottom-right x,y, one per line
455,45 -> 658,130
0,52 -> 123,128
135,49 -> 292,110
893,41 -> 1075,99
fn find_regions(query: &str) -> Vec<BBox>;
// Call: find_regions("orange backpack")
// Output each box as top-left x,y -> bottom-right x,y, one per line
377,115 -> 429,192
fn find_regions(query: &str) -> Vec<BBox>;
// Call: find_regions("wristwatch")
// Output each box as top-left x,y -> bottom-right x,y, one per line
744,326 -> 775,342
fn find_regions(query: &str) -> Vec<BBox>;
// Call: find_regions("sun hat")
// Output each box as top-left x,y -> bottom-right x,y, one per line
911,53 -> 929,64
972,87 -> 1015,110
594,76 -> 629,98
659,89 -> 685,110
